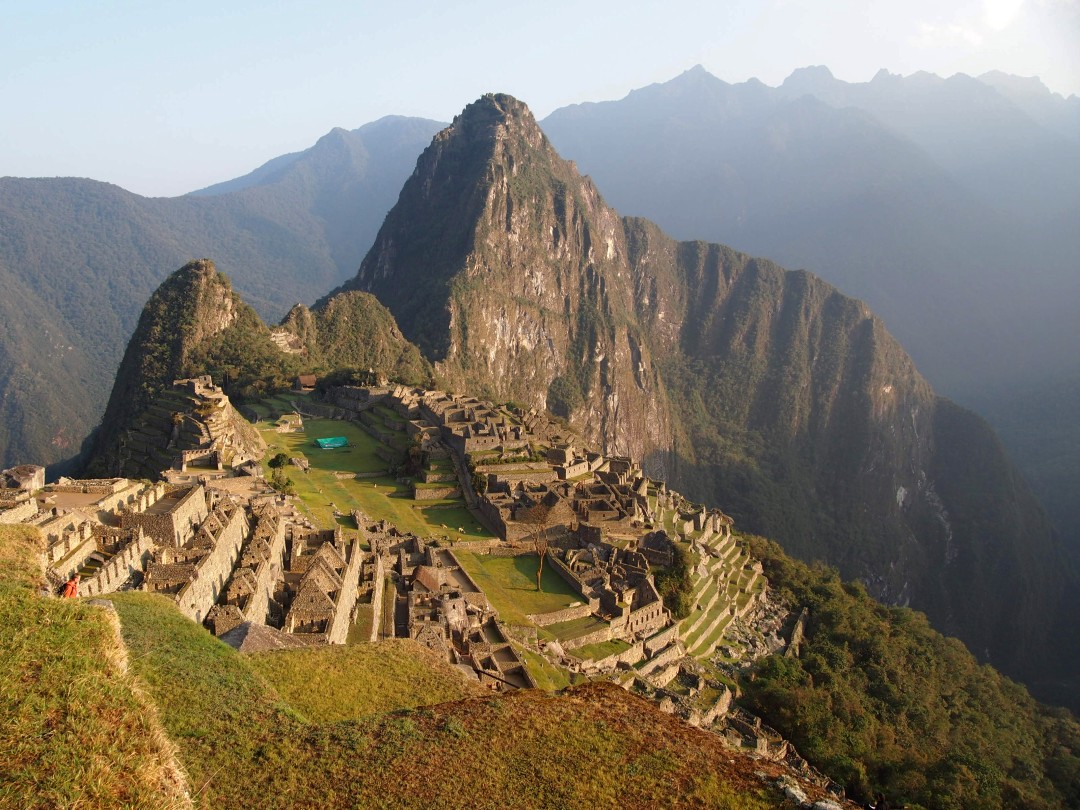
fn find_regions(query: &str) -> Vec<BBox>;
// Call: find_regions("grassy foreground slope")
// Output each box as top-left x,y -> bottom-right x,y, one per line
107,592 -> 795,809
0,526 -> 189,810
245,639 -> 488,723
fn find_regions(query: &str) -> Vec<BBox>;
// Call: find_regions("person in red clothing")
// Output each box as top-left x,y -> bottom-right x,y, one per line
61,574 -> 79,598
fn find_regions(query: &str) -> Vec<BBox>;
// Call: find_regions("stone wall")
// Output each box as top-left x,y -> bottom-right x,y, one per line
562,624 -> 614,651
527,599 -> 597,627
413,485 -> 460,501
644,639 -> 684,672
624,592 -> 668,637
589,639 -> 645,670
79,531 -> 154,598
243,519 -> 287,625
487,469 -> 557,488
485,544 -> 535,558
644,623 -> 680,656
547,553 -> 590,601
786,607 -> 810,658
0,496 -> 37,524
367,553 -> 386,643
123,485 -> 208,547
173,506 -> 248,623
325,539 -> 365,645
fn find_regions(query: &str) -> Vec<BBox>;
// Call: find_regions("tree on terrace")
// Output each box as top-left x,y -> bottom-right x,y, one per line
520,497 -> 554,591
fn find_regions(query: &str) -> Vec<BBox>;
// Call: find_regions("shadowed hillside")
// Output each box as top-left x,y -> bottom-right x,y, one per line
330,92 -> 1078,704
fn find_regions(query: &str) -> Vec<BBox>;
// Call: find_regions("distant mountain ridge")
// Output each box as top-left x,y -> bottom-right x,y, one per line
539,63 -> 1080,616
330,92 -> 1078,703
540,65 -> 1080,398
0,116 -> 444,469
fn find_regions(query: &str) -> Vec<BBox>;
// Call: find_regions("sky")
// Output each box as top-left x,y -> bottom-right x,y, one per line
2,0 -> 1078,197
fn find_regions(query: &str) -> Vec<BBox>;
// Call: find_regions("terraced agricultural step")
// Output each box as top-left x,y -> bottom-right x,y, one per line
681,596 -> 732,650
682,583 -> 722,638
689,613 -> 735,658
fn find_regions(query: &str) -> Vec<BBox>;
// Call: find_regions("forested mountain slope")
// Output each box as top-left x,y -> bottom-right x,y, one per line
0,116 -> 442,469
332,93 -> 1078,704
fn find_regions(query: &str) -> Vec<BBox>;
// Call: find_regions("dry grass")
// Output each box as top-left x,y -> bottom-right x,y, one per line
246,639 -> 486,723
0,523 -> 46,592
104,592 -> 800,809
0,527 -> 191,810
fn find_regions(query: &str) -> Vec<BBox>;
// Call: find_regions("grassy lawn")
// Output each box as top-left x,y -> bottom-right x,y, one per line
515,645 -> 573,691
262,417 -> 388,474
545,614 -> 609,641
254,404 -> 493,542
100,590 -> 779,809
453,552 -> 580,626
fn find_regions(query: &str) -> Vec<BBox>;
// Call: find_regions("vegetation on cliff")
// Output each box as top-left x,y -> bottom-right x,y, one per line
323,92 -> 1077,704
84,260 -> 431,476
0,118 -> 444,471
743,534 -> 1080,809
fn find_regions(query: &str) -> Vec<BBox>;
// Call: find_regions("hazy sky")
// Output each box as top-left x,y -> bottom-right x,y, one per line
3,0 -> 1078,197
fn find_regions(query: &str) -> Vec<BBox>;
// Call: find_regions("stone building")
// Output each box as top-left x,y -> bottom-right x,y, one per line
142,492 -> 249,623
279,526 -> 364,644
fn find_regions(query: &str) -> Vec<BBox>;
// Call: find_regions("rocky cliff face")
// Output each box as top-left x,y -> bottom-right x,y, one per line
333,94 -> 674,464
329,94 -> 1074,692
87,260 -> 431,477
86,260 -> 245,476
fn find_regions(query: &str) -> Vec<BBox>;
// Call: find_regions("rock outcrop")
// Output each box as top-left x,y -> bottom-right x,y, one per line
327,94 -> 1073,691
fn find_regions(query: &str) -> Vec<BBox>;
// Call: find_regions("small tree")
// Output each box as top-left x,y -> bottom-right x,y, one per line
269,467 -> 295,496
268,452 -> 289,469
520,499 -> 553,591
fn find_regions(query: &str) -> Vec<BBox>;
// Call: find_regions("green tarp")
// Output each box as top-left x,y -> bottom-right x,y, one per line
314,436 -> 348,449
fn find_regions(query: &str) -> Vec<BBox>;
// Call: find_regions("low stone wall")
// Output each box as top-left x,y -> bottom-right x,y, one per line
375,445 -> 402,465
644,623 -> 680,656
296,400 -> 347,420
50,479 -> 127,495
562,624 -> 614,651
486,544 -> 535,558
644,637 -> 683,671
51,536 -> 99,580
449,538 -> 504,553
528,600 -> 597,627
590,639 -> 645,670
487,469 -> 557,487
0,498 -> 37,524
79,532 -> 154,598
413,485 -> 460,501
646,661 -> 681,688
547,553 -> 589,601
421,470 -> 457,484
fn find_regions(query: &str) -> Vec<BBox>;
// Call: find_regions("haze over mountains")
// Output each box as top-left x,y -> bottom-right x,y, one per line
543,65 -> 1080,395
2,66 -> 1078,705
0,116 -> 443,468
80,91 -> 1079,711
540,64 -> 1080,572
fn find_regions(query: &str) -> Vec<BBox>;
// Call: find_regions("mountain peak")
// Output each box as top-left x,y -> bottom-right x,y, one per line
431,93 -> 548,159
782,64 -> 837,92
